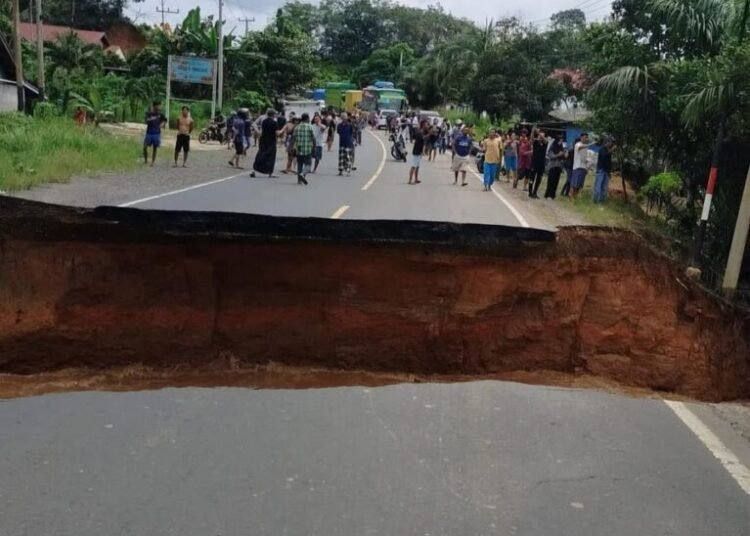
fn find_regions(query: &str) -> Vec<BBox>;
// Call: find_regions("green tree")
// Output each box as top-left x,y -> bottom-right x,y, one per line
353,43 -> 414,87
550,9 -> 587,31
46,31 -> 103,73
43,0 -> 144,30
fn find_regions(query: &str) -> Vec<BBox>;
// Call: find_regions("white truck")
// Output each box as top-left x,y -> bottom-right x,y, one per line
282,100 -> 323,120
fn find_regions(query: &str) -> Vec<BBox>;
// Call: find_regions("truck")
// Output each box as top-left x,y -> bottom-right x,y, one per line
324,82 -> 357,111
343,90 -> 363,113
281,99 -> 322,120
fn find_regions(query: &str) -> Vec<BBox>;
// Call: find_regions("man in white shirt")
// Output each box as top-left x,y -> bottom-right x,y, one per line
570,132 -> 590,198
311,114 -> 328,173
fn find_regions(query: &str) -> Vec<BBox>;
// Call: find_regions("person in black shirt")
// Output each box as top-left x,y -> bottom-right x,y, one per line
529,130 -> 547,199
560,136 -> 578,197
409,121 -> 429,185
544,135 -> 566,199
593,137 -> 615,202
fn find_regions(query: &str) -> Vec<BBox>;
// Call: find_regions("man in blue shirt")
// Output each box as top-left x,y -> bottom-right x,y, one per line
144,101 -> 167,166
337,112 -> 355,176
451,126 -> 473,186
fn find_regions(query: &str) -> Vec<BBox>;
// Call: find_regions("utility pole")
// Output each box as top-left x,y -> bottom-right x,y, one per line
722,165 -> 750,297
36,0 -> 45,99
690,0 -> 750,271
156,0 -> 179,27
217,0 -> 224,111
11,0 -> 25,112
238,16 -> 255,37
720,0 -> 750,297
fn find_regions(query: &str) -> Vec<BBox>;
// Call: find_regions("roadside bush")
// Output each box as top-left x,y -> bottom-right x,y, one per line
33,101 -> 61,119
640,171 -> 682,215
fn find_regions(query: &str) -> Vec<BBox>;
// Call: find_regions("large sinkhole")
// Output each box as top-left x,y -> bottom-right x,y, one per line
1,197 -> 748,401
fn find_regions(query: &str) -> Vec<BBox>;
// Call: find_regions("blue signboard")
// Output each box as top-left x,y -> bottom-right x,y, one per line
170,56 -> 215,85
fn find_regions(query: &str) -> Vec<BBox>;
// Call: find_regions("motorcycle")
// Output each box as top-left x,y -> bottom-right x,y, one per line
389,131 -> 408,162
198,121 -> 226,144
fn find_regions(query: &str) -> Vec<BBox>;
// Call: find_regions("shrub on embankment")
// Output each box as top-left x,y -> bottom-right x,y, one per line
0,113 -> 140,191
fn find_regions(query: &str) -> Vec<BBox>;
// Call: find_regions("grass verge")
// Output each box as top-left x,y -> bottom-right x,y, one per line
0,113 -> 141,191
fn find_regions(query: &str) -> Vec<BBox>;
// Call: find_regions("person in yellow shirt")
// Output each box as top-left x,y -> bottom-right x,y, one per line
480,128 -> 502,191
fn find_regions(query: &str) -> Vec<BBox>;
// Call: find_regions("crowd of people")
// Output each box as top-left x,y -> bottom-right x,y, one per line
225,107 -> 370,185
140,100 -> 614,202
387,113 -> 614,203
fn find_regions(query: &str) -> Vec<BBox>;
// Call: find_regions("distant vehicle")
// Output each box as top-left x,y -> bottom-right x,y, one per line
282,99 -> 322,120
343,90 -> 363,113
324,81 -> 357,110
361,86 -> 408,113
378,109 -> 398,129
419,110 -> 442,126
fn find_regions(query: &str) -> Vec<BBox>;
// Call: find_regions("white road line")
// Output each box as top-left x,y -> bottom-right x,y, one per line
117,172 -> 245,207
361,130 -> 387,191
664,400 -> 750,495
469,169 -> 530,228
330,205 -> 350,219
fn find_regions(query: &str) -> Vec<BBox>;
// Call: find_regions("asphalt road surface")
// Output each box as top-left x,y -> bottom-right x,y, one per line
120,130 -> 542,228
2,131 -> 749,535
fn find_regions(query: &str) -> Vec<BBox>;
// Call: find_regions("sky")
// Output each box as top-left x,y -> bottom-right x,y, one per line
127,0 -> 613,32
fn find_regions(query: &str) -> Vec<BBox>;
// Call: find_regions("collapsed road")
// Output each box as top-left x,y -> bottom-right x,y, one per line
1,196 -> 748,400
2,136 -> 750,536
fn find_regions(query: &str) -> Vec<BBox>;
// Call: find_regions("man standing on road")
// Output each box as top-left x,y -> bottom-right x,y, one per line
337,112 -> 355,176
529,130 -> 547,199
480,128 -> 501,192
451,125 -> 472,187
544,134 -> 566,199
143,101 -> 167,166
408,121 -> 428,185
229,110 -> 248,169
503,132 -> 518,184
593,137 -> 614,203
517,131 -> 533,190
571,132 -> 591,199
312,115 -> 327,174
173,106 -> 194,168
293,113 -> 315,186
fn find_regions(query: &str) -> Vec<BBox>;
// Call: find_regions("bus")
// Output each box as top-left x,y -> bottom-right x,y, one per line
360,86 -> 408,113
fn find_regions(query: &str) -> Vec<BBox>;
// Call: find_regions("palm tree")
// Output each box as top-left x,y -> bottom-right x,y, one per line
45,32 -> 103,74
592,0 -> 750,264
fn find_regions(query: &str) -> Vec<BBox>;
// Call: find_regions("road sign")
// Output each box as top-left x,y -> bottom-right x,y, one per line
169,56 -> 216,85
166,56 -> 218,130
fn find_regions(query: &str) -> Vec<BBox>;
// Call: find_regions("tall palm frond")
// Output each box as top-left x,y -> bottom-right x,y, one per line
683,81 -> 736,124
590,65 -> 659,99
648,0 -> 733,52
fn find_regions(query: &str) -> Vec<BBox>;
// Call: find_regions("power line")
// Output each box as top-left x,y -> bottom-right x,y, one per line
528,0 -> 611,25
238,16 -> 255,36
156,0 -> 179,27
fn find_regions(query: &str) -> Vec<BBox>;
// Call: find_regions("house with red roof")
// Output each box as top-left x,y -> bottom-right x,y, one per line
18,21 -> 146,59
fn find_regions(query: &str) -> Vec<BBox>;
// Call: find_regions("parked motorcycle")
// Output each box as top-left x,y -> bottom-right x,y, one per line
389,131 -> 407,162
198,121 -> 226,144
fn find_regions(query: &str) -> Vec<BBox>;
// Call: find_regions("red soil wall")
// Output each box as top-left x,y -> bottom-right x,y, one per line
1,218 -> 748,400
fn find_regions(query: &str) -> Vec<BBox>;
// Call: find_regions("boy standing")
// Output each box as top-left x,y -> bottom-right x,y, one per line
174,106 -> 194,168
144,101 -> 167,166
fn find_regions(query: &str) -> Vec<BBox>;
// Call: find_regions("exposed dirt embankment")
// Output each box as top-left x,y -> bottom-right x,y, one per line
1,198 -> 748,400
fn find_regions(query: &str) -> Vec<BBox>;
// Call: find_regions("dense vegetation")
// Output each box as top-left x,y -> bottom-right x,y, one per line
1,0 -> 749,292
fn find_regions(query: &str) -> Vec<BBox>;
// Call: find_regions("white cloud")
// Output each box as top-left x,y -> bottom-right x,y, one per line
127,0 -> 612,29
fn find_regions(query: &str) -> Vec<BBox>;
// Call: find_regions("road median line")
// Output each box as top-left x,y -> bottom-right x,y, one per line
330,205 -> 350,219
